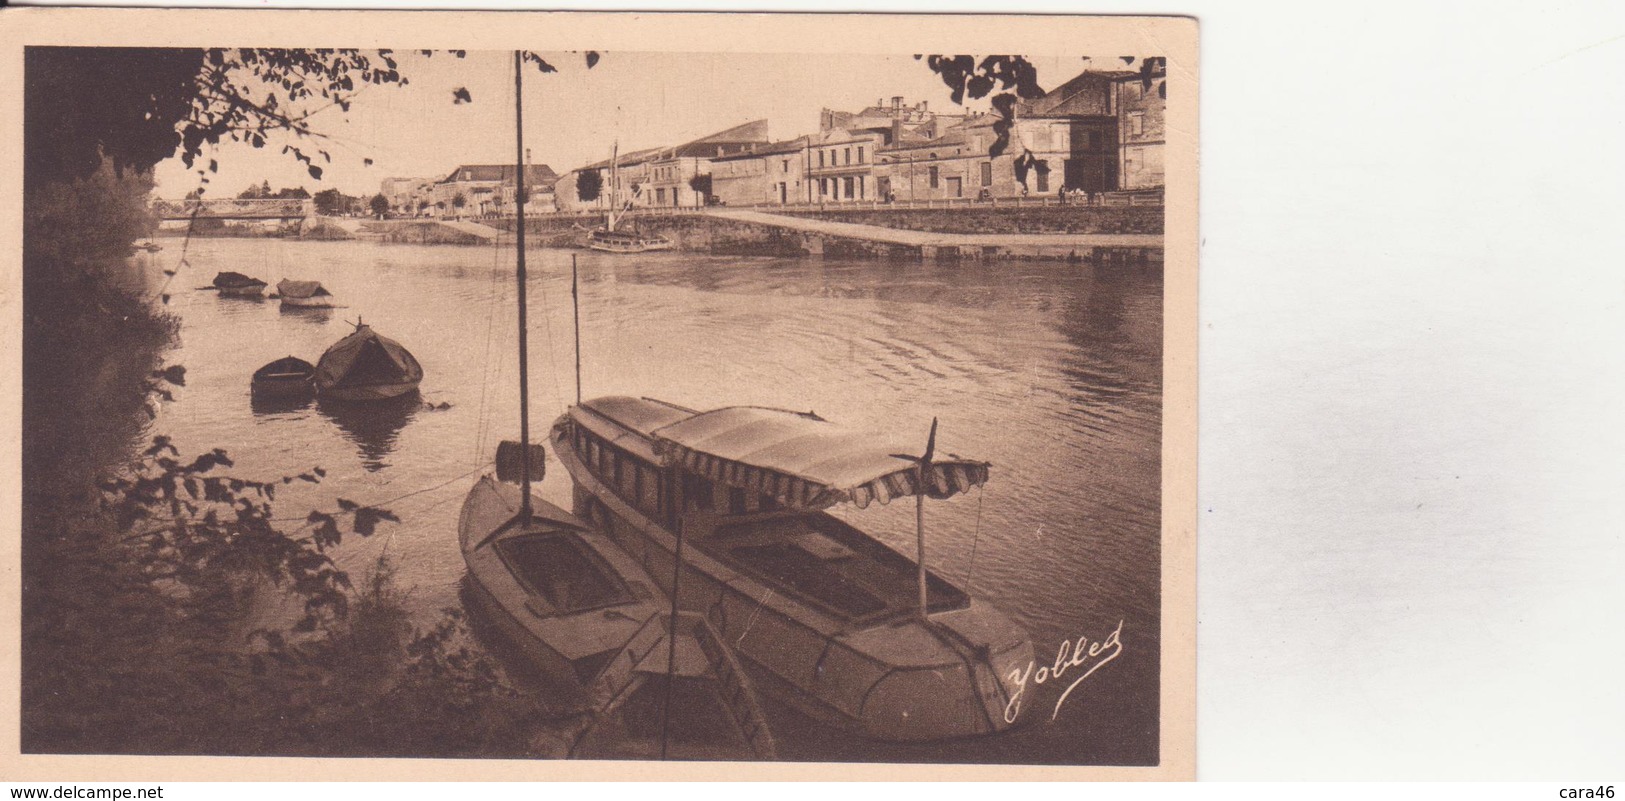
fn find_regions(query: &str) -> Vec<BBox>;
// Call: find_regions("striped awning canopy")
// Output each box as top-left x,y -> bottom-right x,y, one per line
649,406 -> 989,510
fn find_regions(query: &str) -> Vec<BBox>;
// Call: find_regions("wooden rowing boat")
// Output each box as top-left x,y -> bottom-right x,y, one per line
571,611 -> 776,760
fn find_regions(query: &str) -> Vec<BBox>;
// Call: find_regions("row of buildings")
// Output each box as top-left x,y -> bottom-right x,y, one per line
379,161 -> 559,219
380,65 -> 1165,218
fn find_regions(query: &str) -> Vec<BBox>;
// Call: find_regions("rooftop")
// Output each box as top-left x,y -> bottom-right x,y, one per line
439,163 -> 559,185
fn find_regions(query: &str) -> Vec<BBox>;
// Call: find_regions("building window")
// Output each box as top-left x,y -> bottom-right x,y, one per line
928,166 -> 939,189
843,176 -> 854,198
857,146 -> 865,163
783,159 -> 790,173
656,188 -> 666,204
981,162 -> 993,187
844,148 -> 851,165
1129,111 -> 1145,136
818,151 -> 825,168
1036,168 -> 1049,193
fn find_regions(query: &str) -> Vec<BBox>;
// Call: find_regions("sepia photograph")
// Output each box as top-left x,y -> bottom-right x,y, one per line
4,9 -> 1196,780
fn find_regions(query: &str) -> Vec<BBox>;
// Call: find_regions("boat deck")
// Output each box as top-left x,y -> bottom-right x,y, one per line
696,511 -> 969,624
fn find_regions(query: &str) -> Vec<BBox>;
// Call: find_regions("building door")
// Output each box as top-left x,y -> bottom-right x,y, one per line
778,182 -> 787,204
1066,157 -> 1114,193
946,176 -> 963,198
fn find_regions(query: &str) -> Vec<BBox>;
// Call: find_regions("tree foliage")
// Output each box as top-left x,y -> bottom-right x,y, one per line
24,47 -> 602,196
312,187 -> 346,216
918,54 -> 1167,158
21,46 -> 605,756
369,193 -> 391,217
917,55 -> 1044,158
576,169 -> 603,203
688,173 -> 713,199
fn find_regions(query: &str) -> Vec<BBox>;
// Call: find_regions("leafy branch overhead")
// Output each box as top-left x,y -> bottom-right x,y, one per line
916,55 -> 1044,158
23,47 -> 602,196
100,433 -> 398,634
917,54 -> 1167,158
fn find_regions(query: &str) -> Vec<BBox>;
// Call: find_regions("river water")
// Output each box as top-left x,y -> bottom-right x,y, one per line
136,236 -> 1162,766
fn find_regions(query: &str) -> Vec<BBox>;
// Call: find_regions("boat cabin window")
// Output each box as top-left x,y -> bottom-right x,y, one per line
679,469 -> 781,516
682,472 -> 714,513
637,463 -> 661,515
573,424 -> 666,521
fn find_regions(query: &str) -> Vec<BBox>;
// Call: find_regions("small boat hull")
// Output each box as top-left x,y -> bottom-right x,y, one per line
280,294 -> 338,308
250,356 -> 316,399
586,229 -> 674,253
277,279 -> 337,308
571,611 -> 777,761
459,475 -> 661,702
214,271 -> 268,297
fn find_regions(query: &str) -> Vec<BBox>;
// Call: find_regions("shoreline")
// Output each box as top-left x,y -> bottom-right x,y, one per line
159,206 -> 1165,264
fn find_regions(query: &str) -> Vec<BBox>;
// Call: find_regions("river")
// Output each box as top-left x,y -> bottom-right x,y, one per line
134,235 -> 1162,766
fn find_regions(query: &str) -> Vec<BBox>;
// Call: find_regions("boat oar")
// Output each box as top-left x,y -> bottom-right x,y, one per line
890,417 -> 938,623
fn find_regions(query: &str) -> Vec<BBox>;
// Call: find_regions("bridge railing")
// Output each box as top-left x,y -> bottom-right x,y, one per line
152,198 -> 316,220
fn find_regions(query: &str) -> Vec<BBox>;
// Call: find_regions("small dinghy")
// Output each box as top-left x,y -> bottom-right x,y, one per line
213,271 -> 268,297
277,279 -> 337,308
570,611 -> 777,761
459,473 -> 660,701
313,321 -> 423,401
250,356 -> 315,399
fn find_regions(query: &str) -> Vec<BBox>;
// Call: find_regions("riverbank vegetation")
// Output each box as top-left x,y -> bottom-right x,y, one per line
20,46 -> 590,758
22,160 -> 556,757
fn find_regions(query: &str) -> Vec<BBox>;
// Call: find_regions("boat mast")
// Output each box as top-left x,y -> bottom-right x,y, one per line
513,49 -> 533,520
916,418 -> 937,622
608,141 -> 619,232
572,254 -> 581,405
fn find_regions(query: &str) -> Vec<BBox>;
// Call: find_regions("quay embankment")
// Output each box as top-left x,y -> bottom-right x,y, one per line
169,205 -> 1163,265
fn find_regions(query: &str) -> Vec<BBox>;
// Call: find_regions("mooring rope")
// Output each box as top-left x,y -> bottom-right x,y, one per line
962,485 -> 986,590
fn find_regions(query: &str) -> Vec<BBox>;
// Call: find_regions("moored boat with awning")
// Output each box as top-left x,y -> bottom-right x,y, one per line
276,279 -> 337,308
212,270 -> 267,297
313,321 -> 423,401
552,396 -> 1034,742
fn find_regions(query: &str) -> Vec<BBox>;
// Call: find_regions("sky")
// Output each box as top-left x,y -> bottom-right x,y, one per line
151,51 -> 1088,199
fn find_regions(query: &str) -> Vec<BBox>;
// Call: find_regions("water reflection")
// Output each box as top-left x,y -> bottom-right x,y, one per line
148,238 -> 1164,766
277,304 -> 335,323
249,393 -> 313,417
316,391 -> 422,472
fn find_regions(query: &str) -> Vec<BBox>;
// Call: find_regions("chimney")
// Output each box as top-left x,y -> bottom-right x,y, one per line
920,100 -> 928,113
892,96 -> 903,111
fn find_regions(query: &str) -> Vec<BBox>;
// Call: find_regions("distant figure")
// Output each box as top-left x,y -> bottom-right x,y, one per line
1058,185 -> 1068,205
